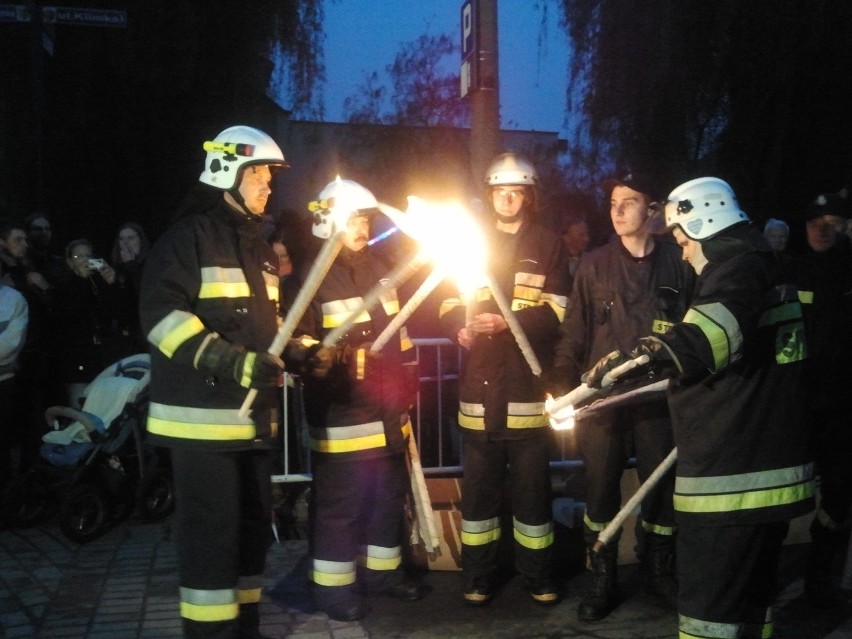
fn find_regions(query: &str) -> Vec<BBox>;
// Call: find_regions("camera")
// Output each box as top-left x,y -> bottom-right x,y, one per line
88,258 -> 105,270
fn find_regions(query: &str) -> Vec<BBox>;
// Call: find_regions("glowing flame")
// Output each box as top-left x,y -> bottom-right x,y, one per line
545,393 -> 576,431
379,196 -> 488,294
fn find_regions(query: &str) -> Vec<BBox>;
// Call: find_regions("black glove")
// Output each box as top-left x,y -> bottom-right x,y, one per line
196,335 -> 284,389
581,350 -> 630,389
284,337 -> 336,379
401,362 -> 420,408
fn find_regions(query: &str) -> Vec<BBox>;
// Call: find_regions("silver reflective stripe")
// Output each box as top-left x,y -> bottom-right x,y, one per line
675,464 -> 813,495
516,272 -> 545,288
513,518 -> 553,538
180,587 -> 235,605
678,613 -> 740,638
149,402 -> 253,425
199,266 -> 250,298
462,517 -> 500,533
313,559 -> 355,574
682,302 -> 742,371
460,402 -> 485,417
508,401 -> 546,416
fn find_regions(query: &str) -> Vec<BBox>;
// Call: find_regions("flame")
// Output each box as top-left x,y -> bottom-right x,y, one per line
545,393 -> 576,431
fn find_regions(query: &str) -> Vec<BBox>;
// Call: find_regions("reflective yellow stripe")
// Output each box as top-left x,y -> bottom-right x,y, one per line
236,575 -> 262,604
356,347 -> 366,380
382,299 -> 400,316
652,319 -> 674,334
541,293 -> 567,322
179,587 -> 238,623
674,464 -> 814,514
641,520 -> 676,536
309,421 -> 387,453
148,310 -> 206,358
679,613 -> 740,638
797,290 -> 814,304
461,517 -> 501,546
458,402 -> 548,430
743,607 -> 773,639
361,544 -> 402,571
583,512 -> 609,532
311,559 -> 356,587
513,285 -> 540,303
147,402 -> 256,441
199,266 -> 251,299
236,588 -> 261,604
400,326 -> 414,351
439,297 -> 463,318
513,518 -> 554,550
322,297 -> 371,328
262,272 -> 279,303
682,303 -> 742,371
239,352 -> 255,388
516,272 -> 545,288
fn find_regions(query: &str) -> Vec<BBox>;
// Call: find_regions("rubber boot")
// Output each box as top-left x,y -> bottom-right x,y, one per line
644,532 -> 678,610
805,518 -> 844,608
577,543 -> 619,622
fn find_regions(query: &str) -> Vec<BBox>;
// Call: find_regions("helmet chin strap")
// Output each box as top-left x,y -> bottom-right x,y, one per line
494,210 -> 523,224
224,187 -> 258,222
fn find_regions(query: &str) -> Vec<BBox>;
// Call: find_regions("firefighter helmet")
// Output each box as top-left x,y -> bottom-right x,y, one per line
199,125 -> 288,190
484,153 -> 538,186
664,177 -> 749,240
309,178 -> 378,239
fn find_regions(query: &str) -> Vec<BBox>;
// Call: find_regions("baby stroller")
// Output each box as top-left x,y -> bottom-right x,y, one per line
1,354 -> 175,543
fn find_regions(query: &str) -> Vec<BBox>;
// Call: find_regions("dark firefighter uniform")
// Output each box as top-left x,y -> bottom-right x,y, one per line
139,200 -> 281,638
297,243 -> 417,610
439,220 -> 570,585
654,232 -> 815,638
794,228 -> 852,603
553,237 -> 694,551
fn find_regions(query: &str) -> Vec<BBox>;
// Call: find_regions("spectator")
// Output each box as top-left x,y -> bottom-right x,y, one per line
793,192 -> 852,608
583,176 -> 814,638
548,170 -> 694,621
439,153 -> 571,607
23,213 -> 64,286
763,218 -> 791,255
53,238 -> 123,407
297,178 -> 426,621
561,214 -> 591,281
110,222 -> 152,350
0,258 -> 29,491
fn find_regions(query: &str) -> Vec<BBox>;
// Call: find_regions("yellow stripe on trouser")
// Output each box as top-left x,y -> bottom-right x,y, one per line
461,516 -> 501,546
237,575 -> 263,604
311,559 -> 357,587
179,587 -> 239,622
678,613 -> 740,638
513,517 -> 554,550
361,544 -> 402,571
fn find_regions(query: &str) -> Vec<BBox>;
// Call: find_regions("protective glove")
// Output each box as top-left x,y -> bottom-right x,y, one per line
284,337 -> 336,379
196,334 -> 284,389
580,350 -> 631,389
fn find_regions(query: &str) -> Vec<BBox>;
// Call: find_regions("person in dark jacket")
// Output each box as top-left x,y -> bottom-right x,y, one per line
139,125 -> 331,639
296,178 -> 425,621
583,177 -> 815,639
793,192 -> 852,607
548,170 -> 694,621
439,153 -> 571,607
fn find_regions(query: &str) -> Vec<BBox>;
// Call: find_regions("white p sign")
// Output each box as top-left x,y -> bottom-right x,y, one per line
460,0 -> 476,97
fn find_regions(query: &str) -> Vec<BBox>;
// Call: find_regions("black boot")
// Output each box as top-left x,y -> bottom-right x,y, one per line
805,518 -> 845,608
644,532 -> 678,610
577,543 -> 619,622
238,602 -> 275,639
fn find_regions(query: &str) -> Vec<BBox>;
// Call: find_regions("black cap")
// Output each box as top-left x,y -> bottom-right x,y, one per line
604,170 -> 662,202
805,192 -> 848,221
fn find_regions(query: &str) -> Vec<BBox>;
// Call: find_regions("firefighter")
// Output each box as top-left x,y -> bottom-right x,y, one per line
583,177 -> 815,638
439,153 -> 571,606
547,170 -> 694,621
139,125 -> 331,639
793,192 -> 852,607
297,178 -> 426,622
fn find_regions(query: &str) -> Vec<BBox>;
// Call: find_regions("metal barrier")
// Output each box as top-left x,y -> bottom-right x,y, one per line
270,337 -> 581,484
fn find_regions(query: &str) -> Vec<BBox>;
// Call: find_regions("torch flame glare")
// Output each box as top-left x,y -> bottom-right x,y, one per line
545,393 -> 576,431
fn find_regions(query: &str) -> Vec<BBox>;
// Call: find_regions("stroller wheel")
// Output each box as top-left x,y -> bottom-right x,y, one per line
1,471 -> 56,528
60,483 -> 112,543
135,468 -> 175,522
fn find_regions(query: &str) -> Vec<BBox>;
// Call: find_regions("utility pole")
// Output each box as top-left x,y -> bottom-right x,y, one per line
460,0 -> 500,185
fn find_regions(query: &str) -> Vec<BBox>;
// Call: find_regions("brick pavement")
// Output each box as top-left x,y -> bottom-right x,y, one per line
1,514 -> 850,639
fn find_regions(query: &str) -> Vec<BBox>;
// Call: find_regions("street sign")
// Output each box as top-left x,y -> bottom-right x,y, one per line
460,0 -> 477,98
42,5 -> 127,28
0,4 -> 30,22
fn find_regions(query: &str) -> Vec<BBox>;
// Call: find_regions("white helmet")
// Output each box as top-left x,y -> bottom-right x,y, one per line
664,177 -> 749,240
199,125 -> 288,190
309,178 -> 378,239
484,152 -> 538,186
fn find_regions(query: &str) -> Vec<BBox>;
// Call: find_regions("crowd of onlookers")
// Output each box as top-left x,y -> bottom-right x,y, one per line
0,214 -> 151,488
